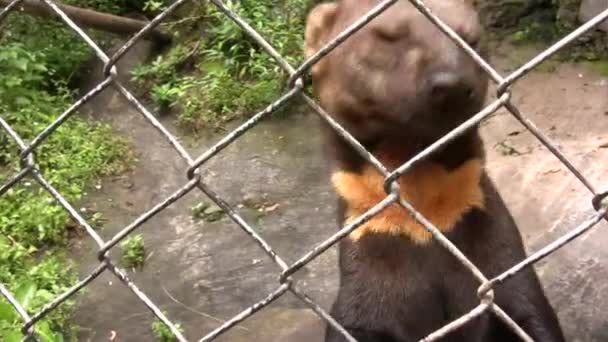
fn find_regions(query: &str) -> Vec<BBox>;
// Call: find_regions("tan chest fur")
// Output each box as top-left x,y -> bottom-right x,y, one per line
331,159 -> 484,243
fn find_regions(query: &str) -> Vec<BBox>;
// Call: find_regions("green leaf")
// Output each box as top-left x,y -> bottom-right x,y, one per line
15,96 -> 31,106
14,280 -> 36,310
36,321 -> 60,342
0,300 -> 18,321
4,330 -> 23,342
14,58 -> 28,71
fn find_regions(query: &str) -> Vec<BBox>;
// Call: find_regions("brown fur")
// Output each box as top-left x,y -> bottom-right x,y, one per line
333,159 -> 484,243
304,0 -> 566,341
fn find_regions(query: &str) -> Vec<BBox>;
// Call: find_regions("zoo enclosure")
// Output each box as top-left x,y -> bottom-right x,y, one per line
1,0 -> 608,341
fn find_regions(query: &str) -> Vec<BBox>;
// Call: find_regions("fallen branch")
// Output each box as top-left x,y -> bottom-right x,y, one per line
1,0 -> 172,43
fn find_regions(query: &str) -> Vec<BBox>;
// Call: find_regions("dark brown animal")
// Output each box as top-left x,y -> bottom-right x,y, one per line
304,0 -> 566,341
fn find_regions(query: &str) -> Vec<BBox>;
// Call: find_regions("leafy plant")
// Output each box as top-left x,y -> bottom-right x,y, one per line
0,1 -> 137,339
131,0 -> 314,131
120,234 -> 146,268
151,315 -> 182,342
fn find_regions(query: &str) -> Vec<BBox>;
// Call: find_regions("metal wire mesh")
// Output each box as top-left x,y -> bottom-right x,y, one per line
1,0 -> 608,341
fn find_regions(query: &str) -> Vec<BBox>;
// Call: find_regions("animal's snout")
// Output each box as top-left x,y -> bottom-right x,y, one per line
427,71 -> 474,107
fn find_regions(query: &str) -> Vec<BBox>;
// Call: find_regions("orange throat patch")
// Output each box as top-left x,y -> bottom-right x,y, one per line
331,159 -> 485,244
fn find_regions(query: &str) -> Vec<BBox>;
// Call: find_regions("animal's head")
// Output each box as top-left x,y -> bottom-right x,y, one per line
305,0 -> 488,144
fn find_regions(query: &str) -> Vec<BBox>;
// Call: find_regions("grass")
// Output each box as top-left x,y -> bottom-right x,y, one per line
131,0 -> 314,132
582,60 -> 608,77
0,2 -> 135,341
120,234 -> 146,268
488,6 -> 608,73
151,315 -> 183,342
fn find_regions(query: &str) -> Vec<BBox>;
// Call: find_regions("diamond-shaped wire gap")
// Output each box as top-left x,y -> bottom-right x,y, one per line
203,0 -> 391,174
19,77 -> 113,160
204,0 -> 391,177
489,21 -> 604,193
31,0 -> 194,163
207,0 -> 300,75
107,0 -> 311,172
29,0 -> 192,163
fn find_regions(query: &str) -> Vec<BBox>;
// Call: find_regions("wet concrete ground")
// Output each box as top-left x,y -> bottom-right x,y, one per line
70,40 -> 607,341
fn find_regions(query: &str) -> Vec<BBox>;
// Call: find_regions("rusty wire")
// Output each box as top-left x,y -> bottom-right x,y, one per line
1,0 -> 607,341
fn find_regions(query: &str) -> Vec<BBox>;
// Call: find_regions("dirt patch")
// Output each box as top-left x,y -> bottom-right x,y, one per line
70,39 -> 607,342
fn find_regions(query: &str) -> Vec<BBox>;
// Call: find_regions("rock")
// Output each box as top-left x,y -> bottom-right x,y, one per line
476,0 -> 545,28
557,0 -> 583,28
578,0 -> 608,32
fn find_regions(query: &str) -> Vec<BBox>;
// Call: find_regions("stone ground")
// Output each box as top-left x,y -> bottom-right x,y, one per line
69,39 -> 607,341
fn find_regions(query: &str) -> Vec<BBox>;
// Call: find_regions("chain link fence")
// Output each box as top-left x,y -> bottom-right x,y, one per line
1,0 -> 608,341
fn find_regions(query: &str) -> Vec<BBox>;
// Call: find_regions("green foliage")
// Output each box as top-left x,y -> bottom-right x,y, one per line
132,0 -> 313,131
120,234 -> 146,268
493,4 -> 608,67
0,17 -> 91,87
582,60 -> 608,76
0,1 -> 136,339
151,315 -> 182,342
142,0 -> 173,15
0,42 -> 129,340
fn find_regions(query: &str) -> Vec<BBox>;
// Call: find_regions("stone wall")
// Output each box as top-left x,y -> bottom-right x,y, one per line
477,0 -> 607,32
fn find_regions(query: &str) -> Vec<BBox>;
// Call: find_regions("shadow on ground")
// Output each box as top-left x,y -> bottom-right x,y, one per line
70,40 -> 607,341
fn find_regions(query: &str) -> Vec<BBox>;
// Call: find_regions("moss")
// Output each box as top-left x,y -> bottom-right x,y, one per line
582,60 -> 608,76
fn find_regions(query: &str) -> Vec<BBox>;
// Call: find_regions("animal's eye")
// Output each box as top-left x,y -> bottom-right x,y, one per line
375,29 -> 400,43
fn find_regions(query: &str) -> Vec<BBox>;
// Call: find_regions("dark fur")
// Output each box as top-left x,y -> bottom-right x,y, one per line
304,0 -> 567,341
325,132 -> 565,341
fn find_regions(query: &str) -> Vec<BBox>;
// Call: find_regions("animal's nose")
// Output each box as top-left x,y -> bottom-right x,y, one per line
427,72 -> 473,105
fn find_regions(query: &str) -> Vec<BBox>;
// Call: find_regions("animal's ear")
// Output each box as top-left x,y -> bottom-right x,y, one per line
304,2 -> 339,60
